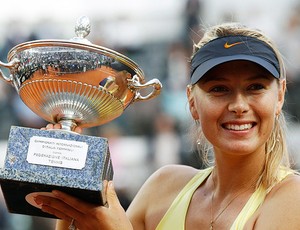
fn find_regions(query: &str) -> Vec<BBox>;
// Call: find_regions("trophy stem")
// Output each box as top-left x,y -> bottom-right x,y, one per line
58,119 -> 78,132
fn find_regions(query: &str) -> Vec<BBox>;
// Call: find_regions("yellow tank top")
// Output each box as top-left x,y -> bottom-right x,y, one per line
156,167 -> 291,230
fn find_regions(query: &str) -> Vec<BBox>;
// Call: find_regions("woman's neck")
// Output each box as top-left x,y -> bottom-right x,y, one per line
211,150 -> 265,194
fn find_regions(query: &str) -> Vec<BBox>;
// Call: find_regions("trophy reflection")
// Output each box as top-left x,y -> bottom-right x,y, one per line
0,16 -> 162,218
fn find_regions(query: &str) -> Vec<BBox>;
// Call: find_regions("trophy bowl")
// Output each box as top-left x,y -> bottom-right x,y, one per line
0,16 -> 162,218
0,16 -> 162,131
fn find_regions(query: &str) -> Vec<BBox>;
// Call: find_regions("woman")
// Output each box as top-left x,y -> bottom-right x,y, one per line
36,23 -> 300,229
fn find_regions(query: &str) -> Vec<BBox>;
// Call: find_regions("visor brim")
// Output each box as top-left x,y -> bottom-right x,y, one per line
190,55 -> 280,85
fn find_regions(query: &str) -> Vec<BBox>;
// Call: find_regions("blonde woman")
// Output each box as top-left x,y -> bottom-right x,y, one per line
37,23 -> 300,230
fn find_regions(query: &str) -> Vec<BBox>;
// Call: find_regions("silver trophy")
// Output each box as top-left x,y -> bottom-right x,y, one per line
0,16 -> 162,218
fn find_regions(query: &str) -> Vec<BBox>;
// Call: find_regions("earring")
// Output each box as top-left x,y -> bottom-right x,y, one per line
275,114 -> 280,142
195,119 -> 201,146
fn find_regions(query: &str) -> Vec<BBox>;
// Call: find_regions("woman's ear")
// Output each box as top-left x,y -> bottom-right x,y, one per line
187,85 -> 199,120
276,79 -> 286,115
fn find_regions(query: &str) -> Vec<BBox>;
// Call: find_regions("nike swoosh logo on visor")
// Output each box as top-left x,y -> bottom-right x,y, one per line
224,41 -> 244,48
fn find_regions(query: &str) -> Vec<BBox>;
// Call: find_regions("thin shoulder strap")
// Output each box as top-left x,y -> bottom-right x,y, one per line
231,169 -> 293,229
156,167 -> 213,230
230,185 -> 266,229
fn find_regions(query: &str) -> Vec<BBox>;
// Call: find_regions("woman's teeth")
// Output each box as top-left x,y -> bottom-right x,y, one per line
225,123 -> 253,131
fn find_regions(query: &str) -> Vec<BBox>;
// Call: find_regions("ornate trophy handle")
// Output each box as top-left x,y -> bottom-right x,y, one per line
0,58 -> 20,83
128,75 -> 162,102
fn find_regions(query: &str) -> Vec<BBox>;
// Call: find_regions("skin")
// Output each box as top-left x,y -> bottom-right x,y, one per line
35,61 -> 300,229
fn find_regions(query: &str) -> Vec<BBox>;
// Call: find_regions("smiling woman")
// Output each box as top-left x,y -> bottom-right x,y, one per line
192,61 -> 284,163
35,22 -> 300,230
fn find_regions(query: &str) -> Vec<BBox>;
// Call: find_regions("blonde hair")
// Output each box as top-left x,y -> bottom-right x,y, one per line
190,22 -> 294,191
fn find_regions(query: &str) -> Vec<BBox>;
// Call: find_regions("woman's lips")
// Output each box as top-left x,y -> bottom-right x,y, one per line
222,122 -> 256,131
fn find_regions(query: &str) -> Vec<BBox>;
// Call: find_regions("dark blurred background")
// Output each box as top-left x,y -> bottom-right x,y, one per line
0,0 -> 299,229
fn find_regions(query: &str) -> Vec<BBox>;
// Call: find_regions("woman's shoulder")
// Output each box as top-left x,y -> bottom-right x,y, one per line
151,164 -> 200,184
141,165 -> 211,208
269,173 -> 300,199
141,164 -> 200,197
254,173 -> 300,228
127,165 -> 202,229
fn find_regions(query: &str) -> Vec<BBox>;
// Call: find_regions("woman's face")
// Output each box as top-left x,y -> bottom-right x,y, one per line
187,60 -> 285,156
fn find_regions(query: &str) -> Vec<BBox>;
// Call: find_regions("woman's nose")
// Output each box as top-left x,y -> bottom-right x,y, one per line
227,93 -> 249,115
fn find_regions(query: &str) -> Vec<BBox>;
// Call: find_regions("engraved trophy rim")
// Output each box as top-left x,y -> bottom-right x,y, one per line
6,39 -> 146,84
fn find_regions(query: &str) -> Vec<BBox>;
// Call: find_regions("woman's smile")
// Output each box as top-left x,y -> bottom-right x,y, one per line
222,122 -> 255,131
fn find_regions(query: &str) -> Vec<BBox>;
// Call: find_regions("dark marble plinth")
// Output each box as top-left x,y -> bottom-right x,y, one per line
0,126 -> 113,218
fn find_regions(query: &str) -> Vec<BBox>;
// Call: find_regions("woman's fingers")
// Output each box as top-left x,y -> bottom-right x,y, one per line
51,190 -> 96,213
46,123 -> 57,129
40,123 -> 59,130
40,123 -> 83,134
74,126 -> 83,134
35,194 -> 85,221
34,181 -> 118,218
53,123 -> 62,129
35,194 -> 90,230
45,123 -> 62,130
106,181 -> 122,209
40,202 -> 72,220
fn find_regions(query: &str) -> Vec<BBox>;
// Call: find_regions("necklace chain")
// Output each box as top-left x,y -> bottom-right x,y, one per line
210,171 -> 255,230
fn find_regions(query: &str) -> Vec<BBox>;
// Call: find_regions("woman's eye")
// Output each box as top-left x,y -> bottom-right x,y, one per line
210,86 -> 228,92
248,84 -> 265,90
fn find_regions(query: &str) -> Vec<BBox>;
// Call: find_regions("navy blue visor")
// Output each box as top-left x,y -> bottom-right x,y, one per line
190,35 -> 280,84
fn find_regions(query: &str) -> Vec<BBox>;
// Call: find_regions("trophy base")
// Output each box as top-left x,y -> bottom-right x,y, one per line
0,126 -> 113,218
0,180 -> 105,218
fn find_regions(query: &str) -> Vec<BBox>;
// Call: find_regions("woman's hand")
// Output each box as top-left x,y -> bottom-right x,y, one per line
35,181 -> 133,230
38,124 -> 131,229
41,123 -> 83,134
